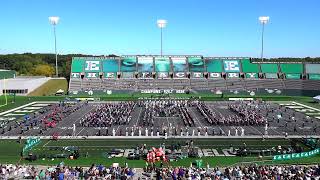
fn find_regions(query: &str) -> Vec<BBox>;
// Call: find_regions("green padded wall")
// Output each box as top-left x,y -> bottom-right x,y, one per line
265,73 -> 278,79
241,59 -> 259,73
155,57 -> 171,72
103,59 -> 119,72
286,74 -> 301,79
306,64 -> 320,74
280,64 -> 303,74
188,57 -> 205,72
261,64 -> 279,73
206,59 -> 223,72
309,74 -> 320,80
71,59 -> 85,72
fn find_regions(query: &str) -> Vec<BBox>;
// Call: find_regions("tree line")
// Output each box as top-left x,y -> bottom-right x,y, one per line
0,53 -> 100,82
252,57 -> 320,62
0,53 -> 319,81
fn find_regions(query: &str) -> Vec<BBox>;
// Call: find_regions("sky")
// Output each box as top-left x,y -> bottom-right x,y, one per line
0,0 -> 319,57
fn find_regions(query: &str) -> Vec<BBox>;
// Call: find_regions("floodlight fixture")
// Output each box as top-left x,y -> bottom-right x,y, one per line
49,16 -> 59,25
259,16 -> 270,24
157,19 -> 167,28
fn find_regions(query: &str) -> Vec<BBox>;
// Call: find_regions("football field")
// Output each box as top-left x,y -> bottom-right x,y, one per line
0,95 -> 319,167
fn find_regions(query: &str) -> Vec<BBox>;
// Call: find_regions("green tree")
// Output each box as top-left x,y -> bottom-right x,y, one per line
12,61 -> 33,75
33,64 -> 55,77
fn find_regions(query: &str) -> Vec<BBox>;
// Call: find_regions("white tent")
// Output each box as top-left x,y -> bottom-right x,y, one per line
56,89 -> 64,93
55,89 -> 65,95
313,95 -> 320,103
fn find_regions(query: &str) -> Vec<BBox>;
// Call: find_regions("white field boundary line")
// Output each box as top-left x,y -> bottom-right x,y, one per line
0,101 -> 58,116
34,138 -> 292,142
42,140 -> 51,147
1,135 -> 320,140
42,144 -> 278,148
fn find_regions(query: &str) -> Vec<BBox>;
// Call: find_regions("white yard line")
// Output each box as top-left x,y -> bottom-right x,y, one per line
292,102 -> 320,112
59,107 -> 94,135
268,127 -> 282,135
166,117 -> 170,126
115,126 -> 120,135
188,107 -> 204,128
135,108 -> 143,127
0,102 -> 37,116
76,127 -> 85,136
210,102 -> 226,135
249,126 -> 263,135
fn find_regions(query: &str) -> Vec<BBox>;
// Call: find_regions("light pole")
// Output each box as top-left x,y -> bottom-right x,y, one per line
49,16 -> 59,76
259,16 -> 269,61
157,19 -> 167,56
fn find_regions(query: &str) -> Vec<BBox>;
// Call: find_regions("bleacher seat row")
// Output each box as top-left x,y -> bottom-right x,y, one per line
69,78 -> 320,92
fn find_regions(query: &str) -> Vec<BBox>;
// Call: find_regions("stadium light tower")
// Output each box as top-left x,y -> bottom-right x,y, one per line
49,16 -> 59,77
157,19 -> 167,56
259,16 -> 269,61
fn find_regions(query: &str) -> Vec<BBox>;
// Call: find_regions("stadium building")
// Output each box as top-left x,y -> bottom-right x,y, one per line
69,56 -> 320,96
0,69 -> 52,96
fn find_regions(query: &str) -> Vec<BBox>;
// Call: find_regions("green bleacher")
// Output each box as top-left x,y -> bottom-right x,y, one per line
261,64 -> 279,73
206,59 -> 223,72
241,59 -> 260,73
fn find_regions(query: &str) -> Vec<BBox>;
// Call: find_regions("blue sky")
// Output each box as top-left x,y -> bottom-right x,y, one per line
0,0 -> 319,57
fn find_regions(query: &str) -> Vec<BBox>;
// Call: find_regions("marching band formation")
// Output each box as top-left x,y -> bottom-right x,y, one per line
1,99 -> 317,137
80,102 -> 136,127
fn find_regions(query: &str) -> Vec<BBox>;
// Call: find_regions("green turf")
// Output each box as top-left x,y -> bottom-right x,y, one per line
0,138 -> 316,167
30,138 -> 292,160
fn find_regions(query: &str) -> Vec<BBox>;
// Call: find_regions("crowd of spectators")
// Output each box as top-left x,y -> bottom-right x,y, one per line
2,163 -> 320,179
149,164 -> 320,180
0,163 -> 136,179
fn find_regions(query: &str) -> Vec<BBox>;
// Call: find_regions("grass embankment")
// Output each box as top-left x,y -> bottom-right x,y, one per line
28,79 -> 68,96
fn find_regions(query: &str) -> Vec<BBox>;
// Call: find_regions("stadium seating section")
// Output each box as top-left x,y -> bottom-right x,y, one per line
69,56 -> 320,92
